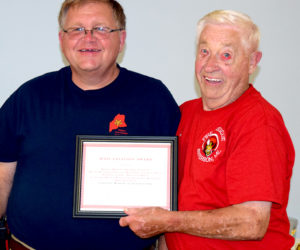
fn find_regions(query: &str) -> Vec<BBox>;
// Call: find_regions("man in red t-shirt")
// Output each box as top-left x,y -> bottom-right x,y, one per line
119,10 -> 295,249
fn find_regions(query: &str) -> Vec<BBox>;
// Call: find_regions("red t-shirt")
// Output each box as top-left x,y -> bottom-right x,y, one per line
166,86 -> 295,250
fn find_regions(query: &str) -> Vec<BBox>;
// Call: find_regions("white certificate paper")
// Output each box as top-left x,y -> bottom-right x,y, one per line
73,136 -> 177,218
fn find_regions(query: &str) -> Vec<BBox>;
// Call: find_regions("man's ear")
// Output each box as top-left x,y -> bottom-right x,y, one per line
119,30 -> 126,53
58,31 -> 64,51
249,51 -> 262,75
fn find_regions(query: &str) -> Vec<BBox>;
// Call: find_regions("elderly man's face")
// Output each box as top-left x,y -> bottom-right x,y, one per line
195,24 -> 255,110
59,2 -> 125,80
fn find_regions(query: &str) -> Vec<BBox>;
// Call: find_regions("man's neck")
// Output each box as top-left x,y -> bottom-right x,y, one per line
71,66 -> 120,91
202,84 -> 249,111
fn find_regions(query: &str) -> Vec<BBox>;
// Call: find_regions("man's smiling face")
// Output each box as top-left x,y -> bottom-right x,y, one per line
59,2 -> 125,76
195,23 -> 252,110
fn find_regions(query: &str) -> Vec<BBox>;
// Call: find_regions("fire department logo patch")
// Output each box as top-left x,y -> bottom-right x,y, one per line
197,127 -> 226,163
203,134 -> 218,157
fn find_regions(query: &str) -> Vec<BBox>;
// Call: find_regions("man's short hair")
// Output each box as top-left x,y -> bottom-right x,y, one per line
58,0 -> 126,30
196,10 -> 260,52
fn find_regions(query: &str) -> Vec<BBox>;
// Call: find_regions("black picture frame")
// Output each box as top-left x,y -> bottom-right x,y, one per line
73,135 -> 177,218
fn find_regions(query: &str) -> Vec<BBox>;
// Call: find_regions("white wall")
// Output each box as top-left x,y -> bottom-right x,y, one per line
1,0 -> 299,233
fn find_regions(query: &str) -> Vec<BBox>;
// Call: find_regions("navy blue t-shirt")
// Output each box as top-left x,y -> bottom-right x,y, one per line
0,66 -> 180,250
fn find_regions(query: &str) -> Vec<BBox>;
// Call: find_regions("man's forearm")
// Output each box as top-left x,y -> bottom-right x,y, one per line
120,201 -> 271,241
0,162 -> 17,216
165,201 -> 271,240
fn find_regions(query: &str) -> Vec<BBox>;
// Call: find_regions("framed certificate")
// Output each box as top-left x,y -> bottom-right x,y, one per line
73,136 -> 177,218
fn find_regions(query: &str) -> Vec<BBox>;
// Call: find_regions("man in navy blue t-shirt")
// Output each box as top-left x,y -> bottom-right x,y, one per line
0,1 -> 180,249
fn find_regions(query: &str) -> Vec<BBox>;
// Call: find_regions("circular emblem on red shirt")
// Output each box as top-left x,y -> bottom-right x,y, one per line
197,127 -> 226,163
203,134 -> 219,156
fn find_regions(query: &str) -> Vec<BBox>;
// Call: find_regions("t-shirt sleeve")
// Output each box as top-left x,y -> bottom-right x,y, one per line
226,124 -> 294,208
0,92 -> 21,162
151,81 -> 181,136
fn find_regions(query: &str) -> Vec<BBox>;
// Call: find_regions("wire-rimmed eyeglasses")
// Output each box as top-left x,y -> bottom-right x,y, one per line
63,26 -> 124,40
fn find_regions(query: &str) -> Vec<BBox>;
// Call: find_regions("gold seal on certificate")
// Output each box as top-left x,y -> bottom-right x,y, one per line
73,136 -> 177,218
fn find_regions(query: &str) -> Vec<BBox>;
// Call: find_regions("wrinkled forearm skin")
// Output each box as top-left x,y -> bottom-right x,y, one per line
119,201 -> 271,241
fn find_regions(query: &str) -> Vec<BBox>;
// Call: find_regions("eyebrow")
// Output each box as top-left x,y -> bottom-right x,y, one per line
66,22 -> 107,27
222,42 -> 235,47
198,41 -> 207,46
198,41 -> 235,50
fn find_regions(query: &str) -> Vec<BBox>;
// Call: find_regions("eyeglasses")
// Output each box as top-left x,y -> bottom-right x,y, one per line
63,26 -> 124,40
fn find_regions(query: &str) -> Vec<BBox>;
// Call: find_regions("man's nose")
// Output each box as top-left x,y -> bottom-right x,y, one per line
204,55 -> 220,72
83,29 -> 96,40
